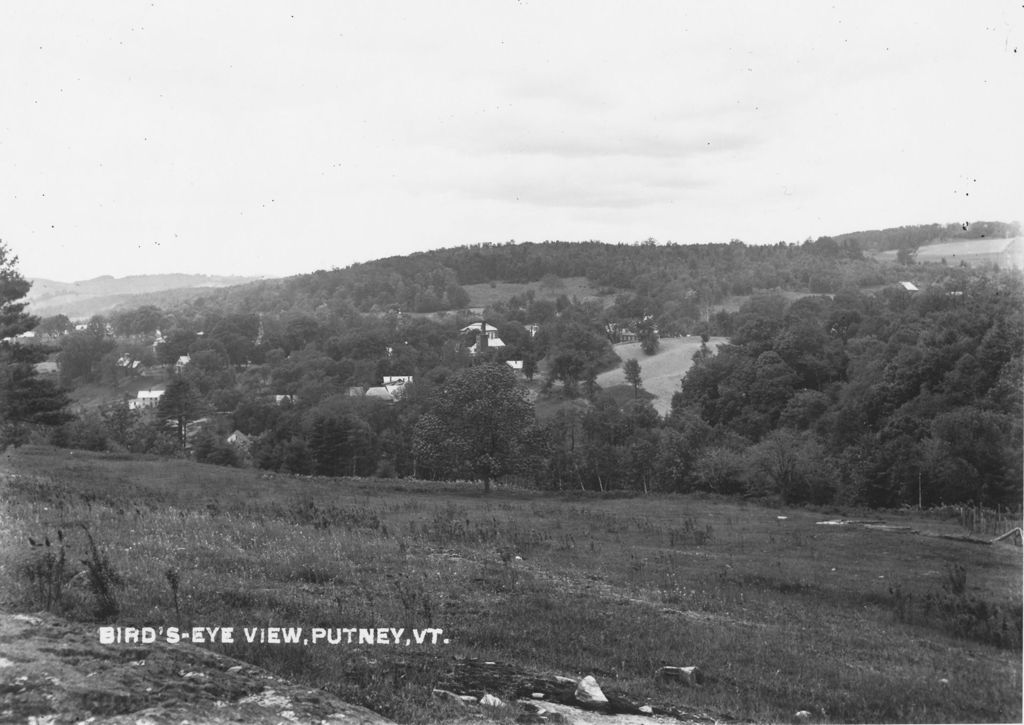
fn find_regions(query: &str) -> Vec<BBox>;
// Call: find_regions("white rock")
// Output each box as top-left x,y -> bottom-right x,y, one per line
656,665 -> 704,685
479,693 -> 503,707
530,692 -> 546,699
639,704 -> 654,715
574,675 -> 608,707
795,710 -> 812,720
431,688 -> 468,705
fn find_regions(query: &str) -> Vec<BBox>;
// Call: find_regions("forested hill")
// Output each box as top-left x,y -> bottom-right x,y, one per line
22,224 -> 1024,509
190,236 -> 892,322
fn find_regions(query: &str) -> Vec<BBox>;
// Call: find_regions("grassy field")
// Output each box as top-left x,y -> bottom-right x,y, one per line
597,337 -> 727,415
874,237 -> 1023,269
1,446 -> 1020,724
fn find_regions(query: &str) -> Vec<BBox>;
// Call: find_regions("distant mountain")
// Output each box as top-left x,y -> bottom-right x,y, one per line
25,273 -> 273,320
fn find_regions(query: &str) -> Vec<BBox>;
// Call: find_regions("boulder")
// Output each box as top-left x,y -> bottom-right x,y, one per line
479,693 -> 504,707
656,665 -> 704,685
574,675 -> 608,709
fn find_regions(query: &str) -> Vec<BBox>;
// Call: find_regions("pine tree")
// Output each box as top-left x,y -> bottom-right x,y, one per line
0,242 -> 71,446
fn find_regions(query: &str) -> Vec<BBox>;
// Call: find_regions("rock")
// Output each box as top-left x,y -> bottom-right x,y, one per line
656,665 -> 704,685
432,688 -> 468,705
530,692 -> 546,699
574,675 -> 608,709
480,693 -> 504,707
795,710 -> 812,721
639,704 -> 654,714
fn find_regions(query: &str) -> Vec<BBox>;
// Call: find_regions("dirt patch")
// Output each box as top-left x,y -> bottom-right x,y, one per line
0,610 -> 393,724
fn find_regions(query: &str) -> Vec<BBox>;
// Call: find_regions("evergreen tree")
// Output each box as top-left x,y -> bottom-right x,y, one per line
158,377 -> 205,451
0,242 -> 71,446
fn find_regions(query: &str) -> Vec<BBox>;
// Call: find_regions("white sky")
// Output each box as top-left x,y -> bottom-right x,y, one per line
1,2 -> 1021,282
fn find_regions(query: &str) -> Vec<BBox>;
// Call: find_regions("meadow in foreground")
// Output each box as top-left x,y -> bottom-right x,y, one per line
1,445 -> 1020,724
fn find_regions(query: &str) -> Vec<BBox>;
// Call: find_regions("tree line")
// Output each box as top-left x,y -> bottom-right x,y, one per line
3,235 -> 1021,508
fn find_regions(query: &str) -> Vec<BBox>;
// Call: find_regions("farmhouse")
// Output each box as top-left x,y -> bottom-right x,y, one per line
129,389 -> 165,410
461,321 -> 505,355
365,386 -> 395,403
174,355 -> 191,373
226,430 -> 252,452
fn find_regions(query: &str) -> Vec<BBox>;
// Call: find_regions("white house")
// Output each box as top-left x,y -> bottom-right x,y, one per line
129,389 -> 165,410
461,322 -> 505,355
365,386 -> 395,403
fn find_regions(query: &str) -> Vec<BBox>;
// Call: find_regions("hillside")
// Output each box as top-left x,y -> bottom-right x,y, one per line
874,236 -> 1024,269
1,446 -> 1020,724
26,273 -> 273,319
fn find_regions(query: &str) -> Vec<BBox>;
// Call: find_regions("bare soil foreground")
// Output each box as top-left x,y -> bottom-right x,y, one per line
0,610 -> 392,724
1,446 -> 1021,724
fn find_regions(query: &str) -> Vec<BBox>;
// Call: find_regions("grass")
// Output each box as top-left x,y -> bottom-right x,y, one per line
596,336 -> 727,415
1,445 -> 1021,724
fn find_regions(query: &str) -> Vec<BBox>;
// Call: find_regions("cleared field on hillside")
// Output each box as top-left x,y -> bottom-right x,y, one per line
2,446 -> 1020,724
597,337 -> 727,414
875,237 -> 1023,269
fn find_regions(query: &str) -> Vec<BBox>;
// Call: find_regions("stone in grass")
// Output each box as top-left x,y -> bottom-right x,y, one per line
656,665 -> 704,685
574,675 -> 608,710
639,704 -> 654,715
432,688 -> 476,706
480,693 -> 504,707
795,710 -> 812,721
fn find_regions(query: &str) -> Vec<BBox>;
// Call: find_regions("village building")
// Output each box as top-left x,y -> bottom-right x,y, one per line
129,389 -> 165,411
461,322 -> 505,355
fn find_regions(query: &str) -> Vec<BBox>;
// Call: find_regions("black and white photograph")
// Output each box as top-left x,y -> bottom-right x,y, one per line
1,2 -> 1021,723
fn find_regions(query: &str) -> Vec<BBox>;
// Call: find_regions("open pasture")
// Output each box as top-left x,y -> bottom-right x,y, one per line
1,446 -> 1020,723
598,337 -> 727,415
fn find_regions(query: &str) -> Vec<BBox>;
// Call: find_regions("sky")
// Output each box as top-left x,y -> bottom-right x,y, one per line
1,2 -> 1021,282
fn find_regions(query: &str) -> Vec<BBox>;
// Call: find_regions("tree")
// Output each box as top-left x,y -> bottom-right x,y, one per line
638,319 -> 659,355
412,363 -> 537,491
0,241 -> 71,446
158,377 -> 205,451
623,358 -> 642,399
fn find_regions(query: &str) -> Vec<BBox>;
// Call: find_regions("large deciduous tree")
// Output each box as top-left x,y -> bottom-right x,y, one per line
412,363 -> 538,490
623,358 -> 642,399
